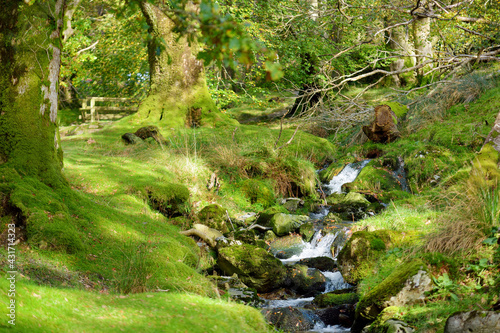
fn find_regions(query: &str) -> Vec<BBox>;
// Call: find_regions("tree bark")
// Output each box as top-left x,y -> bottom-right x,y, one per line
137,2 -> 218,128
0,0 -> 79,187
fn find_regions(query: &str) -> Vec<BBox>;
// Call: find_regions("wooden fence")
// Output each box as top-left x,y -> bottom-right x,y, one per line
79,97 -> 138,122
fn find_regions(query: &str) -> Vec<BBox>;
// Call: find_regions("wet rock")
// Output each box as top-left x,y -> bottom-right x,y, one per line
262,307 -> 316,332
283,265 -> 326,296
269,234 -> 305,259
270,213 -> 310,236
121,133 -> 143,144
351,260 -> 429,333
282,198 -> 303,212
329,228 -> 351,258
217,243 -> 286,293
234,229 -> 257,245
316,304 -> 356,328
299,222 -> 316,242
228,287 -> 264,307
298,256 -> 337,272
444,310 -> 500,333
328,192 -> 371,221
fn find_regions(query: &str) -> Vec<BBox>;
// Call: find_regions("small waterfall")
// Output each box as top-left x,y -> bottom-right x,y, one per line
393,156 -> 410,192
322,271 -> 351,293
266,297 -> 315,308
311,322 -> 352,333
324,160 -> 371,195
280,230 -> 337,264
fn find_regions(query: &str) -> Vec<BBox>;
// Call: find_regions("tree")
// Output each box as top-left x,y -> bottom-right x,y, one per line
136,1 -> 217,127
0,0 -> 80,187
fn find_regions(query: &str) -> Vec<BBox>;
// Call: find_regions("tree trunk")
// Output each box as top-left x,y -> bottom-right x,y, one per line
412,1 -> 434,85
0,0 -> 79,187
137,2 -> 218,128
387,25 -> 416,86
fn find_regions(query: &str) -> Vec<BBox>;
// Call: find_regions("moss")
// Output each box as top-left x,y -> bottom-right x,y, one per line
141,183 -> 190,217
314,292 -> 359,307
343,164 -> 402,201
269,234 -> 305,259
383,101 -> 409,119
197,204 -> 229,233
337,230 -> 419,284
470,142 -> 500,185
240,179 -> 275,208
354,260 -> 427,323
299,222 -> 315,242
217,243 -> 286,292
319,163 -> 345,182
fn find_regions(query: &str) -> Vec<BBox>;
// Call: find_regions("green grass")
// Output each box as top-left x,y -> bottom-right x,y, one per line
0,279 -> 268,332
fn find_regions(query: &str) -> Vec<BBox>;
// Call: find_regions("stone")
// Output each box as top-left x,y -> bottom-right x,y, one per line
262,307 -> 315,332
298,256 -> 337,272
316,304 -> 356,328
283,265 -> 326,296
270,213 -> 310,236
197,204 -> 229,233
282,198 -> 303,212
362,104 -> 401,143
299,222 -> 316,242
217,243 -> 286,293
444,311 -> 500,333
269,234 -> 305,259
121,132 -> 143,144
351,260 -> 429,333
328,192 -> 371,221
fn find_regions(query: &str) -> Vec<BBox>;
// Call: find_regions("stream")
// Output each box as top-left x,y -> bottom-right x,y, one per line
259,160 -> 372,332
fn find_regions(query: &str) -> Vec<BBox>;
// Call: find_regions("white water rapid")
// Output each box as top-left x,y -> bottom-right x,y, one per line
280,230 -> 338,264
323,160 -> 371,195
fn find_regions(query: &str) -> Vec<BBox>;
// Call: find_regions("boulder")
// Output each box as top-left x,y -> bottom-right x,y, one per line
121,133 -> 143,144
351,260 -> 430,333
197,204 -> 229,233
316,304 -> 356,328
363,306 -> 415,333
262,307 -> 316,332
282,198 -> 303,212
362,105 -> 401,143
217,244 -> 286,293
298,256 -> 337,272
270,213 -> 310,236
142,183 -> 190,217
269,234 -> 305,259
299,222 -> 316,242
328,192 -> 371,221
283,264 -> 326,296
444,311 -> 500,333
134,125 -> 166,144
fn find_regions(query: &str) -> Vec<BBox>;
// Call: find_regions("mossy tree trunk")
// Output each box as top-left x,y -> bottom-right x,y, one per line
137,1 -> 217,128
0,0 -> 79,187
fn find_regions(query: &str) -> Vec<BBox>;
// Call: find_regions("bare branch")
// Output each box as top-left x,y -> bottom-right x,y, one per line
76,40 -> 99,54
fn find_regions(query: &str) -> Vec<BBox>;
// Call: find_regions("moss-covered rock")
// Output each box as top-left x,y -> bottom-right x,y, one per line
142,183 -> 190,217
299,222 -> 316,242
234,229 -> 257,245
337,230 -> 415,284
269,213 -> 310,236
343,164 -> 402,202
197,204 -> 229,233
313,292 -> 358,308
283,264 -> 327,296
269,234 -> 305,259
255,206 -> 289,227
351,260 -> 428,333
328,192 -> 371,221
217,244 -> 286,292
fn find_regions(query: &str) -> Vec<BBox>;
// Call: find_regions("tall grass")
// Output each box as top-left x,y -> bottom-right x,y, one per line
426,183 -> 500,254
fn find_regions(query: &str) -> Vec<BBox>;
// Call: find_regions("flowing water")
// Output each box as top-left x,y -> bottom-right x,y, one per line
323,160 -> 371,195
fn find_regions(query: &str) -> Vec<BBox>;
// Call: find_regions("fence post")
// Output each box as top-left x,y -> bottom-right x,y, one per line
90,97 -> 96,122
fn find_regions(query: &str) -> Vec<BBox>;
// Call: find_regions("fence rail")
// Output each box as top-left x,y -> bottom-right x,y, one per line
79,97 -> 138,122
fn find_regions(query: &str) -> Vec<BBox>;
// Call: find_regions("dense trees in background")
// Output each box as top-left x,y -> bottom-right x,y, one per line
1,0 -> 499,184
